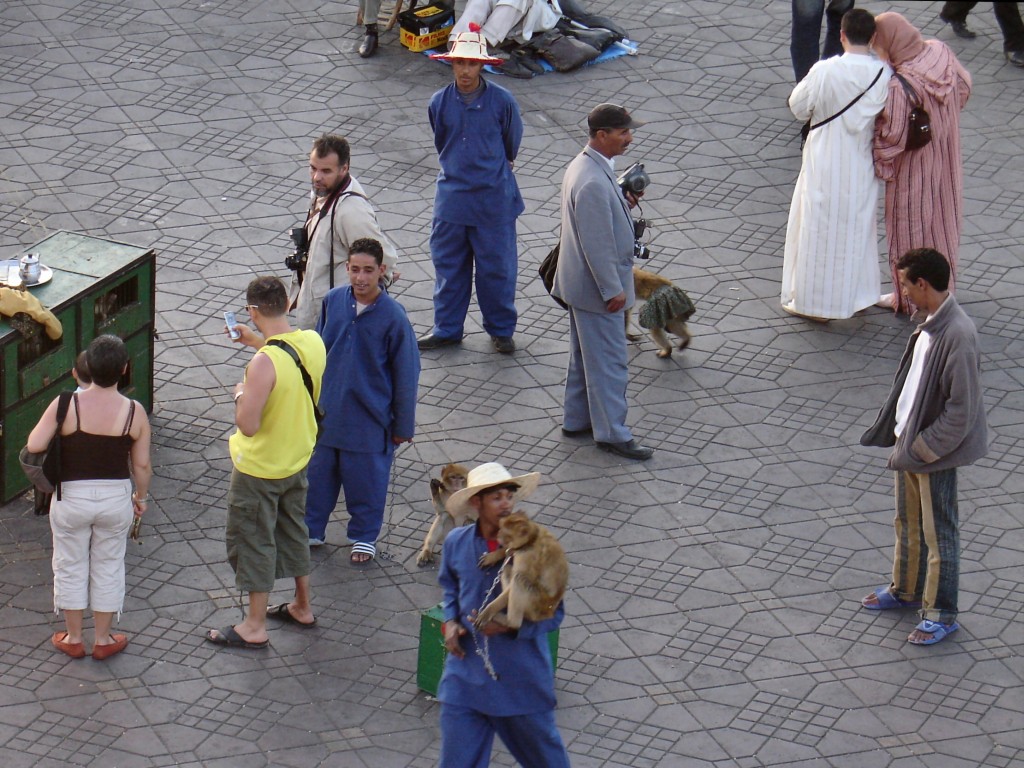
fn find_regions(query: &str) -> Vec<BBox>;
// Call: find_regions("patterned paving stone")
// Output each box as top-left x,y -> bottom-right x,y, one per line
1,0 -> 1022,765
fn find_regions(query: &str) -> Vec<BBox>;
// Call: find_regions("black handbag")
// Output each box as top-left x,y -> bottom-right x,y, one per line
20,391 -> 74,499
895,74 -> 932,150
531,30 -> 601,72
538,244 -> 568,310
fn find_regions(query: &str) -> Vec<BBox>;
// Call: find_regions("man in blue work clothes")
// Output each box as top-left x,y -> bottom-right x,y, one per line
437,463 -> 570,768
304,238 -> 419,564
419,28 -> 525,355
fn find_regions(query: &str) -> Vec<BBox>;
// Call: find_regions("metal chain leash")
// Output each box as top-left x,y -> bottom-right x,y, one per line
472,553 -> 511,681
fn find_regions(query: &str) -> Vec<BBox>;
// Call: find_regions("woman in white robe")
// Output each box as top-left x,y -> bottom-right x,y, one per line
781,46 -> 891,320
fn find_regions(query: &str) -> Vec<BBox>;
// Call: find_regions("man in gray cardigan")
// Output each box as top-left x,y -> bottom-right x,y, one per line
552,104 -> 653,461
860,248 -> 987,646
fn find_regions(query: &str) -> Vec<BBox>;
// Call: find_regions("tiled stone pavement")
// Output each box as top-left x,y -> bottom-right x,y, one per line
1,0 -> 1022,765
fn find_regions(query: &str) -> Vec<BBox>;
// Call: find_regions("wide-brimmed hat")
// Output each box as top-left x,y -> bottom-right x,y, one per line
430,29 -> 505,65
445,462 -> 541,516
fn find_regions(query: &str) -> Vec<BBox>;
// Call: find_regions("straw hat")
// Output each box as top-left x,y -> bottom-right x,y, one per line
430,26 -> 505,65
445,462 -> 541,516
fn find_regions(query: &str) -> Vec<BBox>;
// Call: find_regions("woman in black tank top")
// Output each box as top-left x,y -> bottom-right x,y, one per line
26,335 -> 152,661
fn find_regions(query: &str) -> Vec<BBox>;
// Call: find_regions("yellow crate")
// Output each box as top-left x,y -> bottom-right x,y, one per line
399,2 -> 454,52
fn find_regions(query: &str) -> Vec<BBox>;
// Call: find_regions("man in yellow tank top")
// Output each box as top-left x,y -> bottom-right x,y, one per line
205,277 -> 327,649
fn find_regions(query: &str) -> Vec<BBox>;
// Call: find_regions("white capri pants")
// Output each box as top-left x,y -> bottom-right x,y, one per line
49,479 -> 133,614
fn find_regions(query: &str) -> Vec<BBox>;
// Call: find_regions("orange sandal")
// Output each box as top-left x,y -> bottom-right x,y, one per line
52,631 -> 86,659
92,633 -> 128,660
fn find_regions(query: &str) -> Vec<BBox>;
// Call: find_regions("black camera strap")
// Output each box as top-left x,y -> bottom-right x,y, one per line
807,68 -> 885,133
304,178 -> 367,290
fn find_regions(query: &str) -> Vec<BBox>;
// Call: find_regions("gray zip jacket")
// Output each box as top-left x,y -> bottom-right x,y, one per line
861,294 -> 987,472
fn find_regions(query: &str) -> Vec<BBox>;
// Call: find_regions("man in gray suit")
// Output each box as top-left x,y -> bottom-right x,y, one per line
552,104 -> 653,461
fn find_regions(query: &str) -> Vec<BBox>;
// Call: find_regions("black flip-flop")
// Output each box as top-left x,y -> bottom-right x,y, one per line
204,626 -> 269,649
266,603 -> 317,628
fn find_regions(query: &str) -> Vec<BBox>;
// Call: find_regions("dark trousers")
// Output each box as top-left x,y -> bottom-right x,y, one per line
941,1 -> 1024,51
791,0 -> 854,82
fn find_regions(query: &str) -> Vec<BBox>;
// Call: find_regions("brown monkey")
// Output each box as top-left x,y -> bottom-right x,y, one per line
626,267 -> 695,358
416,463 -> 470,565
473,512 -> 569,629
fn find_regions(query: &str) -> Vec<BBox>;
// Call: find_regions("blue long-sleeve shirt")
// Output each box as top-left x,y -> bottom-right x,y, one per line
438,523 -> 563,716
315,286 -> 419,452
428,77 -> 525,226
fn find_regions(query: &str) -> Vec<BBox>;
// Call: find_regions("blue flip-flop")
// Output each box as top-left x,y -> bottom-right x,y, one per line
861,586 -> 923,611
908,619 -> 960,646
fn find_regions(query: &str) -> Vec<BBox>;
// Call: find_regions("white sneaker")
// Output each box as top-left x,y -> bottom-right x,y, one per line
308,537 -> 325,547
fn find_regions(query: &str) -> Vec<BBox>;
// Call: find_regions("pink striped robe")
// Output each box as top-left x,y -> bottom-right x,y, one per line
873,41 -> 971,315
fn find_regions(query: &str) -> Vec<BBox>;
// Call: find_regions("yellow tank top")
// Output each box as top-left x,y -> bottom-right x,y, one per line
228,330 -> 326,479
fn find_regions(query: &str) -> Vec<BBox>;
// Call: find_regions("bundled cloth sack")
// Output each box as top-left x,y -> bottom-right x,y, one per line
0,286 -> 62,340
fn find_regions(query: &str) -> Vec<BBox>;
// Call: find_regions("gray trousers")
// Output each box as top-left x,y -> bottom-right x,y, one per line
359,0 -> 383,21
563,305 -> 632,444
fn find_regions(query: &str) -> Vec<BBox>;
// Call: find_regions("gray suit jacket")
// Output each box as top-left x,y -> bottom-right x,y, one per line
552,145 -> 636,313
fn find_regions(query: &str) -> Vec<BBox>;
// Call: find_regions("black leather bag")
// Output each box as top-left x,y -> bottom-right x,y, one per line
20,391 -> 73,498
531,30 -> 601,72
895,74 -> 932,150
538,244 -> 568,310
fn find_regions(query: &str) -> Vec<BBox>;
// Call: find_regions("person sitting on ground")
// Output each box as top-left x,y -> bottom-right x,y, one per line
452,0 -> 562,48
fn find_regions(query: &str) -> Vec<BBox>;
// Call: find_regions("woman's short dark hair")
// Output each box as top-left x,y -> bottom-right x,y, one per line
896,248 -> 951,291
246,276 -> 288,317
86,334 -> 128,388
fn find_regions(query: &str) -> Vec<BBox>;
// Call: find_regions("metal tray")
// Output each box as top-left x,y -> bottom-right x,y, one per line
0,259 -> 54,287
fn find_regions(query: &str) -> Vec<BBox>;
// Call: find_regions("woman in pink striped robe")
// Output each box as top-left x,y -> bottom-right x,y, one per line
872,12 -> 972,315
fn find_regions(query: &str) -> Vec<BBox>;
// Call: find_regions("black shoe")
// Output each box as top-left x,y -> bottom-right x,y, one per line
941,18 -> 976,39
561,425 -> 593,437
597,440 -> 654,460
1007,50 -> 1024,68
417,333 -> 461,350
359,31 -> 379,58
491,336 -> 515,354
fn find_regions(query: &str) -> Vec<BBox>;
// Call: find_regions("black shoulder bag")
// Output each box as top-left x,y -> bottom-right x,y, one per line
19,390 -> 74,500
265,339 -> 325,439
800,68 -> 885,148
538,243 -> 569,310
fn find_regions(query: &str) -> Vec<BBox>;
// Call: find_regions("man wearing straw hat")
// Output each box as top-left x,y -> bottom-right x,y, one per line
419,28 -> 525,355
437,463 -> 570,768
